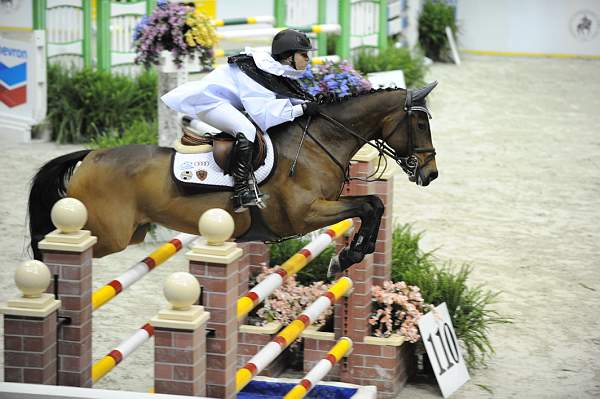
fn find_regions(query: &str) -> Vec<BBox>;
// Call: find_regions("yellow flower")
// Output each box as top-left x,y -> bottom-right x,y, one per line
183,9 -> 217,49
184,32 -> 196,47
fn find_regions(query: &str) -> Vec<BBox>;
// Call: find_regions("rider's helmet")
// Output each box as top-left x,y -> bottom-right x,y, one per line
271,29 -> 315,58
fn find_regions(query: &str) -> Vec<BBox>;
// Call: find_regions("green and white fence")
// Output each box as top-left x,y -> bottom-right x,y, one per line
46,0 -> 151,74
46,0 -> 91,69
43,0 -> 409,76
279,0 -> 393,59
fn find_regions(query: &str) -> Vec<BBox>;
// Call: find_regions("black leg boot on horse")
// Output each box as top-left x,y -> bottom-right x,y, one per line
232,133 -> 266,213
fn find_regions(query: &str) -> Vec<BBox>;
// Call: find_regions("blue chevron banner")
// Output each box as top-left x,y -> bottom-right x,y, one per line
0,62 -> 27,88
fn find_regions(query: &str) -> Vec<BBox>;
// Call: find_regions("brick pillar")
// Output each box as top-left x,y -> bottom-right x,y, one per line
39,226 -> 96,387
334,254 -> 374,385
372,173 -> 394,286
248,242 -> 270,276
237,244 -> 251,296
236,242 -> 270,296
187,235 -> 243,399
0,261 -> 61,385
152,273 -> 210,397
344,147 -> 398,286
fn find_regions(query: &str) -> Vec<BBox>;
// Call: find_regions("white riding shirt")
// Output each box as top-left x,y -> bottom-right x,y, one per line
161,48 -> 306,134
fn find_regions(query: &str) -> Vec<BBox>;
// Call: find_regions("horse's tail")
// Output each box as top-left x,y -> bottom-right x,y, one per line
28,149 -> 92,260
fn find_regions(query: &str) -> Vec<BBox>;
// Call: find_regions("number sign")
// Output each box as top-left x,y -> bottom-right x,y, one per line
418,303 -> 470,398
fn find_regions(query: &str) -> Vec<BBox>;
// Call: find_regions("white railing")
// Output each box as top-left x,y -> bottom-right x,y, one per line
46,0 -> 84,69
110,1 -> 146,76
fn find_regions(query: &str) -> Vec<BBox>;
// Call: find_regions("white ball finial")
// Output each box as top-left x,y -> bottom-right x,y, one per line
163,272 -> 200,311
15,260 -> 52,298
198,208 -> 235,245
50,198 -> 88,233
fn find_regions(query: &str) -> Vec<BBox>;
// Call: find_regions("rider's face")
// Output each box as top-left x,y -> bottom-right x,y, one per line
293,51 -> 309,71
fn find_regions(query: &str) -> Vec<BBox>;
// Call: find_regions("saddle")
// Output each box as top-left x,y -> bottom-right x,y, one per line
175,117 -> 268,174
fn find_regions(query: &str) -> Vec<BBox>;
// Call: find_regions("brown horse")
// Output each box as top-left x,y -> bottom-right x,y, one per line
28,83 -> 438,272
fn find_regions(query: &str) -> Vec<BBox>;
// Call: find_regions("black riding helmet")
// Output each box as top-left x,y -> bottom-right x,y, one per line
271,29 -> 315,56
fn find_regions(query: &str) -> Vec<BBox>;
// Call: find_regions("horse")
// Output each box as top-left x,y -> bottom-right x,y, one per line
28,83 -> 439,273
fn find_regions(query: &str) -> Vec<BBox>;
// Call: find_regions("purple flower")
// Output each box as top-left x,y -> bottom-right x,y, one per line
133,2 -> 214,69
298,61 -> 370,98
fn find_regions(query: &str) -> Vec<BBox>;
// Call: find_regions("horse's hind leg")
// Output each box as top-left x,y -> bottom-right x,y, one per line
130,224 -> 150,245
68,186 -> 140,257
85,204 -> 139,257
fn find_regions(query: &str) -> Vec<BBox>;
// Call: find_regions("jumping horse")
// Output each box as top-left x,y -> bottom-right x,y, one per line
28,83 -> 439,273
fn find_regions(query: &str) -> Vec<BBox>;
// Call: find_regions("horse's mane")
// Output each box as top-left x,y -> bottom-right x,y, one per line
314,86 -> 407,105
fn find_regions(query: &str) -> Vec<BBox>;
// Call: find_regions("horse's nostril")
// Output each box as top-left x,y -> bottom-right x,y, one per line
430,170 -> 438,180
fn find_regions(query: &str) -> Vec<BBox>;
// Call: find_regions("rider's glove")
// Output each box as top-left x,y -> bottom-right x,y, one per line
302,102 -> 321,117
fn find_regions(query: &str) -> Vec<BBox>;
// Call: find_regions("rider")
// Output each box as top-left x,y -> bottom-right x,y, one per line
161,29 -> 321,213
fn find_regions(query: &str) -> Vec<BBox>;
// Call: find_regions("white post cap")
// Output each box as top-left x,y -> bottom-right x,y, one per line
14,260 -> 52,298
50,197 -> 88,233
198,208 -> 235,246
163,272 -> 201,311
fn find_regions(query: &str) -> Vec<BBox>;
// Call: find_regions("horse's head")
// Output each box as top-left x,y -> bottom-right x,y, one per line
381,82 -> 438,186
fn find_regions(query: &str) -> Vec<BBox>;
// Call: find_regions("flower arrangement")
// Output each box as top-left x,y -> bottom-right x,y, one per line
369,281 -> 431,343
299,61 -> 372,98
133,0 -> 217,69
252,267 -> 332,327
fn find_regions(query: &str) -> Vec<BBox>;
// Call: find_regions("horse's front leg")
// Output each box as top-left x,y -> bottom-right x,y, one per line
305,195 -> 385,275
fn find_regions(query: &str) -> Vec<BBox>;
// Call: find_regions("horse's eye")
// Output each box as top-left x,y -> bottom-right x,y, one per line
417,121 -> 427,130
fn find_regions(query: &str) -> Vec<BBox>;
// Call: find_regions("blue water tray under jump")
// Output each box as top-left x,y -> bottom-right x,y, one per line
239,380 -> 357,399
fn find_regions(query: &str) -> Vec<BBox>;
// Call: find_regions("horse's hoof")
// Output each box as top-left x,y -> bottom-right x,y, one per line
327,255 -> 341,278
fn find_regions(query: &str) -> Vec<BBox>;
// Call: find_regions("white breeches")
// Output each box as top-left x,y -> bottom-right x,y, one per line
196,103 -> 257,142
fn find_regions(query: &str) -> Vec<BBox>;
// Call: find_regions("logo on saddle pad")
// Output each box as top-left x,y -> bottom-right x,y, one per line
179,170 -> 193,181
196,170 -> 208,181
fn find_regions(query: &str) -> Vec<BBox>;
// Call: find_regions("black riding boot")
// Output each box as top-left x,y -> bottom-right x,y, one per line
231,133 -> 264,213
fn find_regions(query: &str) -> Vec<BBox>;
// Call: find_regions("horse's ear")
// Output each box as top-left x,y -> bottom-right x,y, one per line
412,81 -> 438,102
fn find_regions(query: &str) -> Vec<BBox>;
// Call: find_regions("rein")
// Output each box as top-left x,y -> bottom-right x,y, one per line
289,92 -> 436,185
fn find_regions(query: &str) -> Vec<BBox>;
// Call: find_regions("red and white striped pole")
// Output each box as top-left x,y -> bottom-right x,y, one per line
92,323 -> 154,383
237,219 -> 353,320
236,276 -> 353,392
284,337 -> 353,399
92,233 -> 197,311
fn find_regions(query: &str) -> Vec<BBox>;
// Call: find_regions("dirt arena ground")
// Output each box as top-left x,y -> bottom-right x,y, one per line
0,54 -> 599,398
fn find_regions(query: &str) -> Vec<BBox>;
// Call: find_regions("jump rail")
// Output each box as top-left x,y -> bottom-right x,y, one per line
237,219 -> 353,320
213,16 -> 275,26
236,276 -> 354,392
92,323 -> 155,383
283,337 -> 353,399
217,24 -> 341,40
92,233 -> 197,311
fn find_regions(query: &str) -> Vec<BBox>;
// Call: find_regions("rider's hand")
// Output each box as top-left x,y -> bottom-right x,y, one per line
302,102 -> 320,117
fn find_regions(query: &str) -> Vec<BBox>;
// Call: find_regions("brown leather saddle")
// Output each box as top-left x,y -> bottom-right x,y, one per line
180,125 -> 268,174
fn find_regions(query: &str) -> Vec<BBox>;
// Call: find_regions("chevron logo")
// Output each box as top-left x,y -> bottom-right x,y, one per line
0,61 -> 27,108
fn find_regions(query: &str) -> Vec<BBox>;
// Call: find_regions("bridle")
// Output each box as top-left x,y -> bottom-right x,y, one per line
381,89 -> 436,181
291,90 -> 436,184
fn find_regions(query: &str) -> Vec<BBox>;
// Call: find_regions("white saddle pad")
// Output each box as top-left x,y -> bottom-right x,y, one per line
173,133 -> 275,187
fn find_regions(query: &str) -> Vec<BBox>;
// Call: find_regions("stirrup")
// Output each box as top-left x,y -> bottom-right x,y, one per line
249,174 -> 267,209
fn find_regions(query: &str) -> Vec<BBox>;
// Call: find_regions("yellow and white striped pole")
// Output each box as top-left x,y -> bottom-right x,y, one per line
92,323 -> 154,383
92,233 -> 197,311
217,24 -> 341,40
237,219 -> 353,320
236,276 -> 353,392
283,337 -> 353,399
212,16 -> 274,27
